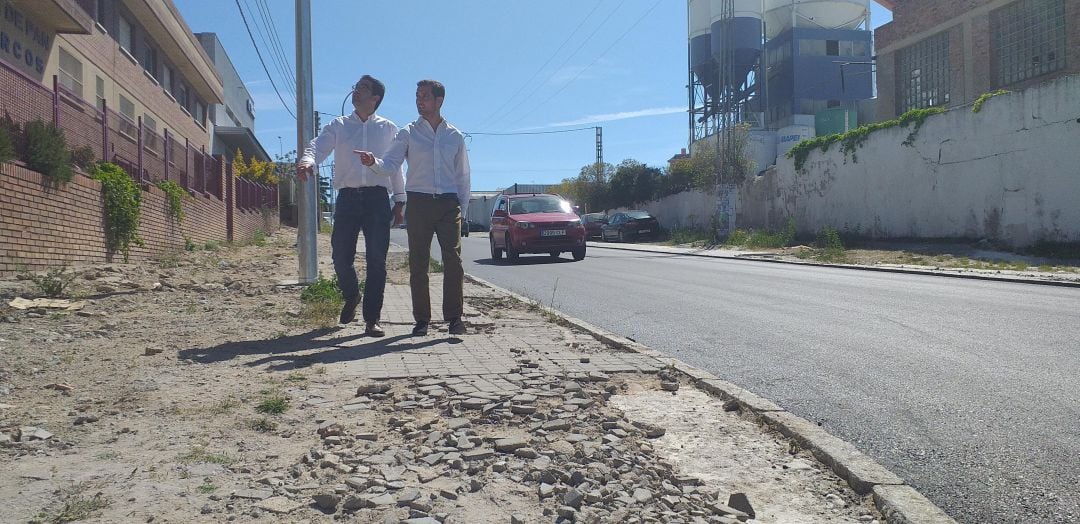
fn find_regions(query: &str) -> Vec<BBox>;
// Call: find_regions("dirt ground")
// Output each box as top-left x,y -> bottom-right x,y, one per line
0,228 -> 884,523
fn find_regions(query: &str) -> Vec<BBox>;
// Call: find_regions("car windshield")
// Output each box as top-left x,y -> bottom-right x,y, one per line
509,196 -> 571,215
626,211 -> 652,219
583,213 -> 605,222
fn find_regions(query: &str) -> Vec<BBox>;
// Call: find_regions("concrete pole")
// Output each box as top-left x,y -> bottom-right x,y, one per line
295,0 -> 318,283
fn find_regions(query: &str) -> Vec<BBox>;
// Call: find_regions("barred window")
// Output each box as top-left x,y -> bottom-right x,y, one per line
992,0 -> 1066,86
896,31 -> 950,114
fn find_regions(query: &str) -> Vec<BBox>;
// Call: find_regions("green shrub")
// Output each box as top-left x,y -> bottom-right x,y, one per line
252,229 -> 267,246
300,275 -> 344,304
0,123 -> 13,164
27,265 -> 75,298
155,179 -> 186,223
23,120 -> 73,185
91,163 -> 143,261
787,107 -> 946,171
70,145 -> 96,172
724,219 -> 797,249
972,89 -> 1009,113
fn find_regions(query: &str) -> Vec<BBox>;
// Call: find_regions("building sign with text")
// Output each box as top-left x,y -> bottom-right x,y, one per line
0,2 -> 52,80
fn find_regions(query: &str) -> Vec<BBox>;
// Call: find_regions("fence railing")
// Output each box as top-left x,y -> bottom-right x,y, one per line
2,59 -> 274,210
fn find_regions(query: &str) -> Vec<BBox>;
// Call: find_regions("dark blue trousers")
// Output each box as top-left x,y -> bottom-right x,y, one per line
331,187 -> 392,323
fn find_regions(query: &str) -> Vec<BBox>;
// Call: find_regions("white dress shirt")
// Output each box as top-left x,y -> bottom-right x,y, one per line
373,117 -> 471,209
300,112 -> 405,202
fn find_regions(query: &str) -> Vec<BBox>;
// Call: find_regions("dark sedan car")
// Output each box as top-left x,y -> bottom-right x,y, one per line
600,211 -> 660,242
580,213 -> 607,239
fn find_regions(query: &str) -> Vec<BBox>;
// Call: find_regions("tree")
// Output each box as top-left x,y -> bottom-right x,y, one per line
660,159 -> 694,197
558,162 -> 614,213
232,149 -> 281,185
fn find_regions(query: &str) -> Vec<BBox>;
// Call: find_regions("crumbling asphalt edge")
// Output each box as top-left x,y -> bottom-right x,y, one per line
465,273 -> 959,524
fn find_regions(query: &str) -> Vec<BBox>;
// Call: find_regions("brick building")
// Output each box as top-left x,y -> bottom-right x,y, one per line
0,0 -> 278,274
875,0 -> 1080,120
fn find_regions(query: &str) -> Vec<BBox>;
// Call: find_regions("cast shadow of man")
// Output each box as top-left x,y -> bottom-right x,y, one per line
178,328 -> 457,373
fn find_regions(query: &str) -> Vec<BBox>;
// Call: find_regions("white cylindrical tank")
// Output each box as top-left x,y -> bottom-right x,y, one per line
763,0 -> 868,39
776,123 -> 815,157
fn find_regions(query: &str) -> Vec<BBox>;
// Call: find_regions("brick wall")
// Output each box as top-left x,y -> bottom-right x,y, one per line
875,0 -> 1080,121
0,160 -> 278,276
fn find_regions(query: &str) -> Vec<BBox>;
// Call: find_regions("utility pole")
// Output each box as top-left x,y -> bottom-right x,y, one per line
595,126 -> 603,175
295,0 -> 317,283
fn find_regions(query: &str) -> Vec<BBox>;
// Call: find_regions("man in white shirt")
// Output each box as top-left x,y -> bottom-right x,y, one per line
298,75 -> 405,336
358,79 -> 470,336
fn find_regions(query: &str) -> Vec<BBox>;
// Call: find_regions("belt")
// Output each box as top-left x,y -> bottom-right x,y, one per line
407,191 -> 458,200
339,186 -> 387,193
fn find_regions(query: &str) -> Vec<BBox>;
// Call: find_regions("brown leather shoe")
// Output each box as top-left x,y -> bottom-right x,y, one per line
365,322 -> 385,337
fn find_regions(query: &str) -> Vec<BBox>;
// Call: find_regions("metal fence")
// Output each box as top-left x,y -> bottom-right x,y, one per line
1,59 -> 275,209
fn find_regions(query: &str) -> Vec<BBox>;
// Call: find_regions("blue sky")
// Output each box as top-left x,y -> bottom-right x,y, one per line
173,0 -> 892,191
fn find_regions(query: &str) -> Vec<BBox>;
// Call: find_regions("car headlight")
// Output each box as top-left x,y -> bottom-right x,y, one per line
516,222 -> 533,229
568,218 -> 581,224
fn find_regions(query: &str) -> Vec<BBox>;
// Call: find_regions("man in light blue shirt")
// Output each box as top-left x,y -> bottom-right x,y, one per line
359,79 -> 470,336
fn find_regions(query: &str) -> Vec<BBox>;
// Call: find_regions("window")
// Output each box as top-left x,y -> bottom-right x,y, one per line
194,100 -> 207,127
162,64 -> 173,95
118,15 -> 133,52
117,93 -> 137,138
799,39 -> 825,56
118,94 -> 135,120
95,76 -> 105,110
992,0 -> 1066,86
96,0 -> 107,27
176,82 -> 189,109
58,48 -> 84,98
826,40 -> 839,56
896,31 -> 950,113
853,40 -> 868,57
142,41 -> 157,78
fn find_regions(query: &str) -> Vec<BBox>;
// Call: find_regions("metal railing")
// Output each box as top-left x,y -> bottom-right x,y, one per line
0,59 -> 265,206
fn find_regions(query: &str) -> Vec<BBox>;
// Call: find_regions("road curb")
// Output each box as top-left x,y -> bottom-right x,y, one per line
465,273 -> 958,524
588,242 -> 1080,289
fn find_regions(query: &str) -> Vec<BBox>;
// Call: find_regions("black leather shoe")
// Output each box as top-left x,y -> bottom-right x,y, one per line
448,318 -> 466,335
339,297 -> 358,324
411,322 -> 429,336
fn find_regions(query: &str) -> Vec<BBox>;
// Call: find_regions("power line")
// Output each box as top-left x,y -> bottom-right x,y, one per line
464,126 -> 597,137
486,1 -> 625,131
241,0 -> 296,101
254,0 -> 297,90
504,0 -> 662,130
234,0 -> 296,119
474,0 -> 605,130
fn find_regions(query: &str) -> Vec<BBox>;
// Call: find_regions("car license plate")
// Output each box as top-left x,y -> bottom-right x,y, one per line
638,229 -> 651,234
542,229 -> 565,237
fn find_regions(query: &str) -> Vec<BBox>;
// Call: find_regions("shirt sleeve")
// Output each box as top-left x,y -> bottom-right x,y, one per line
373,127 -> 409,182
385,123 -> 406,203
456,136 -> 471,210
300,118 -> 336,166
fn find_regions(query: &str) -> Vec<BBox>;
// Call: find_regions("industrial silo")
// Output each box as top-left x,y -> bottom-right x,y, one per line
764,0 -> 870,39
689,0 -> 716,98
710,0 -> 763,90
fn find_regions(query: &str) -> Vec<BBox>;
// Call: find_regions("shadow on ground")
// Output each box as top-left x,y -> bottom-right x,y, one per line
178,328 -> 458,372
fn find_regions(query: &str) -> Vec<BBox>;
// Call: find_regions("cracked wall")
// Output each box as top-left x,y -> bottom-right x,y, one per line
738,74 -> 1080,247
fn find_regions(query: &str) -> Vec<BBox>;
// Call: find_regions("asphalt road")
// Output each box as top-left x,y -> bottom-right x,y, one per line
391,230 -> 1080,523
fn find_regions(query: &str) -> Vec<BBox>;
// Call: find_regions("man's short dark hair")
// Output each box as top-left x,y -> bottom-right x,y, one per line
417,79 -> 445,99
358,75 -> 386,110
